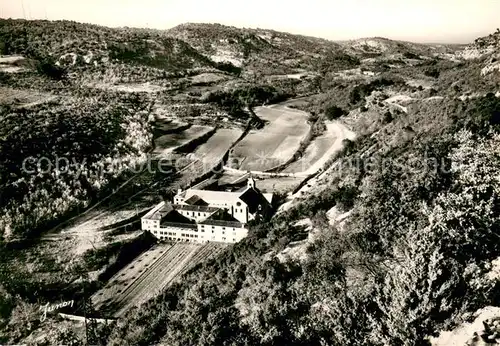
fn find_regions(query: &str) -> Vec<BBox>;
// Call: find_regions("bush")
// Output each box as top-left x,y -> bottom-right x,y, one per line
36,56 -> 67,80
324,105 -> 346,120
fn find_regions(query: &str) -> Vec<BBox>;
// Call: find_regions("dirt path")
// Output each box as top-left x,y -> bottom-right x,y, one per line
300,121 -> 356,175
278,121 -> 355,213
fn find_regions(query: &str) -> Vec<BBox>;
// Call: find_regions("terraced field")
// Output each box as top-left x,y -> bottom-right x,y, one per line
283,122 -> 338,173
190,128 -> 243,173
153,125 -> 214,157
91,242 -> 226,317
231,104 -> 309,171
250,176 -> 304,193
154,120 -> 190,134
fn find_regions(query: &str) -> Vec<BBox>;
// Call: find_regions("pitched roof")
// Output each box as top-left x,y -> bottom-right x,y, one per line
173,204 -> 219,213
184,195 -> 208,206
160,209 -> 195,226
144,202 -> 173,220
239,187 -> 270,214
182,189 -> 242,204
200,209 -> 244,228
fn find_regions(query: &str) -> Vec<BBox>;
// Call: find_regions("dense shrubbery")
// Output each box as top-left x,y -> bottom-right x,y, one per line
203,85 -> 289,118
0,93 -> 153,239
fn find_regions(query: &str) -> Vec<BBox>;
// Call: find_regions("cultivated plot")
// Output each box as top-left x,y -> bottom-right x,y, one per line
154,119 -> 189,133
232,105 -> 309,171
153,125 -> 213,157
190,128 -> 243,173
91,242 -> 226,317
252,176 -> 304,194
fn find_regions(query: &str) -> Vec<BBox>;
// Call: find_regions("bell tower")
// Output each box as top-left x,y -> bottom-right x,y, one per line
247,176 -> 256,189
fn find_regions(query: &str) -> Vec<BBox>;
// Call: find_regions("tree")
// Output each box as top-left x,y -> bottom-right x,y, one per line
325,105 -> 346,120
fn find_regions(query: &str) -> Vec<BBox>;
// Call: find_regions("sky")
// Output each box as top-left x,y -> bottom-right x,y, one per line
2,0 -> 500,43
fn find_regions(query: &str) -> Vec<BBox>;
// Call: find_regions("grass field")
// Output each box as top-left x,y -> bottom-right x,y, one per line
232,105 -> 309,171
153,125 -> 213,157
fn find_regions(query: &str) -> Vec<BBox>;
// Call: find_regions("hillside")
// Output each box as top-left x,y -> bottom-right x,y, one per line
105,30 -> 500,346
0,19 -> 499,346
166,23 -> 355,76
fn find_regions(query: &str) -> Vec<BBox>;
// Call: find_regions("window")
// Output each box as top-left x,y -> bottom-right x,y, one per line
222,227 -> 225,230
198,212 -> 201,216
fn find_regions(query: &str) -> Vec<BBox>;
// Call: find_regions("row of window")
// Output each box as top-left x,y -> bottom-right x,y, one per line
200,225 -> 237,231
158,236 -> 238,243
183,211 -> 208,217
157,234 -> 238,242
159,231 -> 175,236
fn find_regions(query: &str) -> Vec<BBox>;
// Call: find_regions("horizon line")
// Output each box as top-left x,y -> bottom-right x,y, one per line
0,16 -> 480,45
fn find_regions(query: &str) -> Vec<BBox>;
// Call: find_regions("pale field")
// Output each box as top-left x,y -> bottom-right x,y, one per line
251,176 -> 303,193
192,128 -> 243,163
232,105 -> 309,171
90,82 -> 164,93
216,172 -> 249,185
153,125 -> 213,156
284,121 -> 352,175
284,136 -> 336,173
56,208 -> 146,256
0,55 -> 26,64
190,72 -> 228,84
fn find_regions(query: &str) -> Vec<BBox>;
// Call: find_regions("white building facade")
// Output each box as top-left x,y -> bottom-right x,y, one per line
141,178 -> 273,244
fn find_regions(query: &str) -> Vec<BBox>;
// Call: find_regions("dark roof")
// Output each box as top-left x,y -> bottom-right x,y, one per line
173,204 -> 219,213
199,209 -> 244,228
184,195 -> 208,206
200,219 -> 244,228
160,209 -> 195,226
239,188 -> 270,214
148,203 -> 174,220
